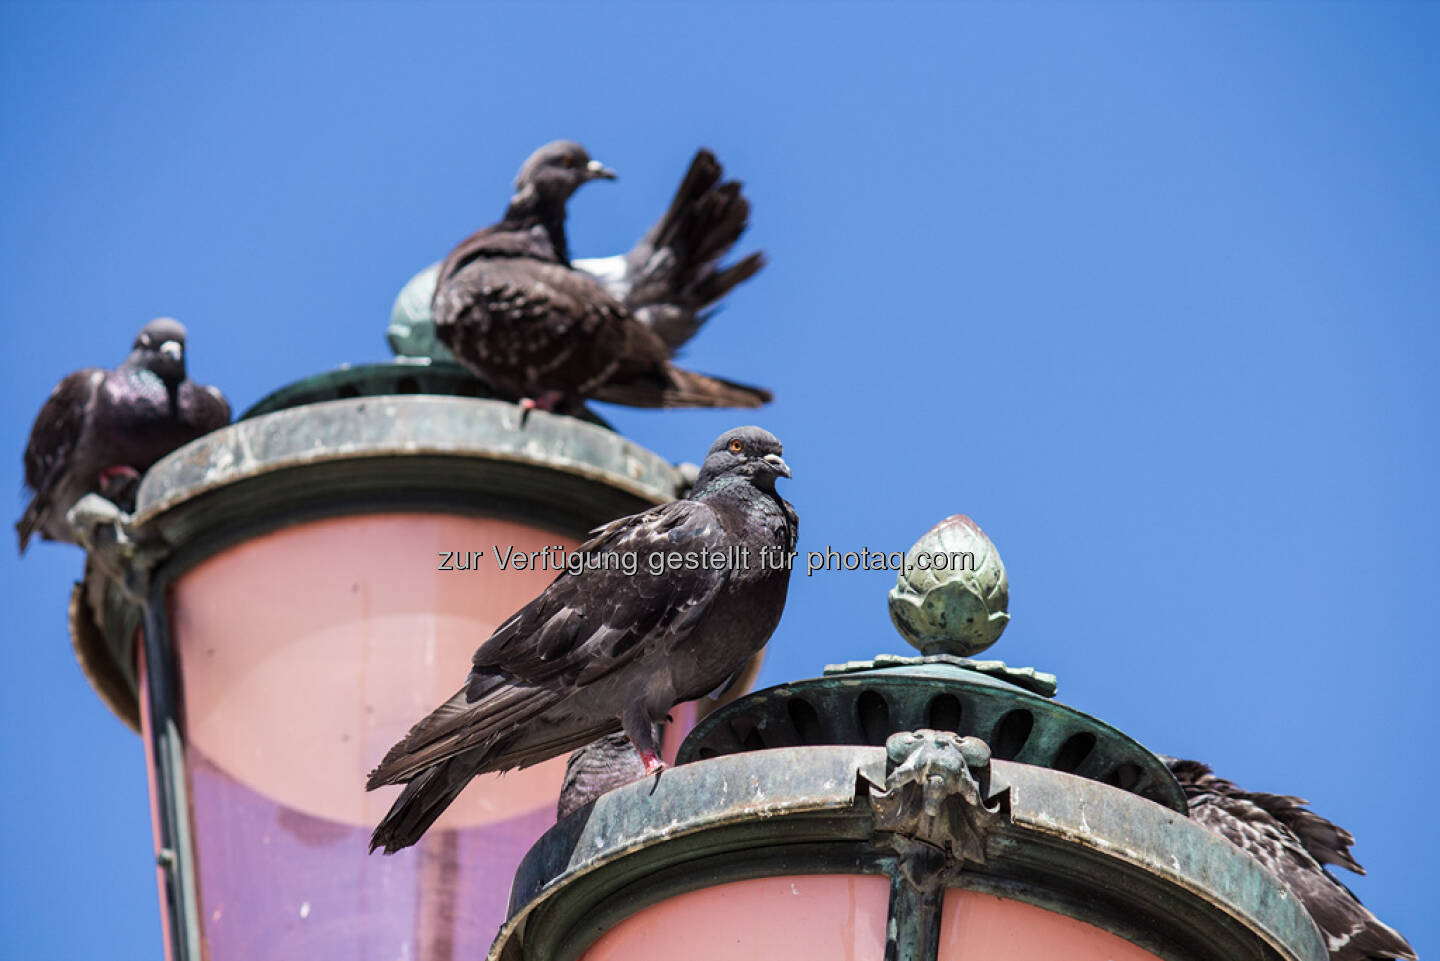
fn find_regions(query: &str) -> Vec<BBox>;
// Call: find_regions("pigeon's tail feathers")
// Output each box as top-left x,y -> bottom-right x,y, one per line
690,251 -> 766,315
635,252 -> 768,354
16,497 -> 44,554
627,149 -> 726,274
590,365 -> 772,410
656,367 -> 772,409
629,305 -> 706,357
365,680 -> 557,789
624,149 -> 765,352
369,754 -> 477,854
369,721 -> 616,853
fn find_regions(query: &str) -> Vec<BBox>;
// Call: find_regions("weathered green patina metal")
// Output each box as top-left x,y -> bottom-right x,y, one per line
888,514 -> 1010,656
490,745 -> 1326,961
679,655 -> 1188,814
241,360 -> 611,428
386,261 -> 453,362
243,360 -> 488,417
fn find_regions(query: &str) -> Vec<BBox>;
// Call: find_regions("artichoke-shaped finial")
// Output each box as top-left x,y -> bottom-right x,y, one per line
888,514 -> 1010,657
386,263 -> 456,362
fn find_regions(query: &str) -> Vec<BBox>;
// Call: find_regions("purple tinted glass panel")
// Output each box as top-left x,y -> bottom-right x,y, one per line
187,746 -> 552,958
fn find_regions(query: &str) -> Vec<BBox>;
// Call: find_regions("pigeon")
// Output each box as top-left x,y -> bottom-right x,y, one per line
574,147 -> 766,355
1166,758 -> 1416,961
18,318 -> 231,553
556,730 -> 653,821
431,140 -> 772,414
367,425 -> 798,853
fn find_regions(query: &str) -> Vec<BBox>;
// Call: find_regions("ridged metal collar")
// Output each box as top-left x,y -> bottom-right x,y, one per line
132,395 -> 680,538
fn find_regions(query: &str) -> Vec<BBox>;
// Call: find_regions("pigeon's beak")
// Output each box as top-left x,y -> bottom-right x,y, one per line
762,453 -> 791,479
159,340 -> 184,364
585,159 -> 617,181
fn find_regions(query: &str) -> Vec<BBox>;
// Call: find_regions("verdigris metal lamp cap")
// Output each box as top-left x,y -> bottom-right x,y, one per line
386,262 -> 455,362
888,514 -> 1010,657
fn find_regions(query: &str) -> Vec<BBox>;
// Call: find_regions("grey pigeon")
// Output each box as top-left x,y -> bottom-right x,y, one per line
367,426 -> 797,853
574,148 -> 766,355
431,141 -> 772,414
557,730 -> 653,821
18,318 -> 231,553
1166,758 -> 1415,961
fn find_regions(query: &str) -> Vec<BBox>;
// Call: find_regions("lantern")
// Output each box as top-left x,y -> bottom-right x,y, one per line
71,359 -> 721,960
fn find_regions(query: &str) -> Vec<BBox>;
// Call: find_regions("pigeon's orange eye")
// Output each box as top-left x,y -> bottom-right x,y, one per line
560,156 -> 577,168
728,439 -> 744,454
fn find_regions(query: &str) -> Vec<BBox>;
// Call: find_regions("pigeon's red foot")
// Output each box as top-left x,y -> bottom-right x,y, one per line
639,749 -> 667,776
98,465 -> 142,487
518,391 -> 565,414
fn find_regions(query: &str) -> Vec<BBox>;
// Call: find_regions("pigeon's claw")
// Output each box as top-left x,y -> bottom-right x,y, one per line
639,749 -> 666,777
517,392 -> 567,426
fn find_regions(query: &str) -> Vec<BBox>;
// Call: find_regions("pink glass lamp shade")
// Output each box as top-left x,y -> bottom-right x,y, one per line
170,513 -> 582,958
581,875 -> 892,960
576,881 -> 1162,961
76,395 -> 699,961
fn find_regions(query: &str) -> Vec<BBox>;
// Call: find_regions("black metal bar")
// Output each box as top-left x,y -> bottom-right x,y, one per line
140,581 -> 202,961
883,849 -> 943,961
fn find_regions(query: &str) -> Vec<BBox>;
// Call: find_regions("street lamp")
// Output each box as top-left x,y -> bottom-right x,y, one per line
69,272 -> 730,959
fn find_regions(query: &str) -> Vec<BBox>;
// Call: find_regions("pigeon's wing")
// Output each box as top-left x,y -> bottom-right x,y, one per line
471,497 -> 730,687
1189,791 -> 1319,877
434,256 -> 656,397
23,370 -> 100,492
366,499 -> 731,787
17,369 -> 102,551
435,224 -> 557,290
182,382 -> 233,434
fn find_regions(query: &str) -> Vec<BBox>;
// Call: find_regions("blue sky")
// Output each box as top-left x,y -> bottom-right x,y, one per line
2,1 -> 1436,957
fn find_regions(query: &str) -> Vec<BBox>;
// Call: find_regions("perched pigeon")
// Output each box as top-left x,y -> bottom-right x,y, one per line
574,148 -> 766,355
432,140 -> 772,413
17,319 -> 231,553
367,426 -> 797,853
1166,758 -> 1416,961
556,730 -> 653,821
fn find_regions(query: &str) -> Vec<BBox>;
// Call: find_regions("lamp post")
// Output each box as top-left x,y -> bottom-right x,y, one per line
68,270 -> 741,960
489,517 -> 1329,961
